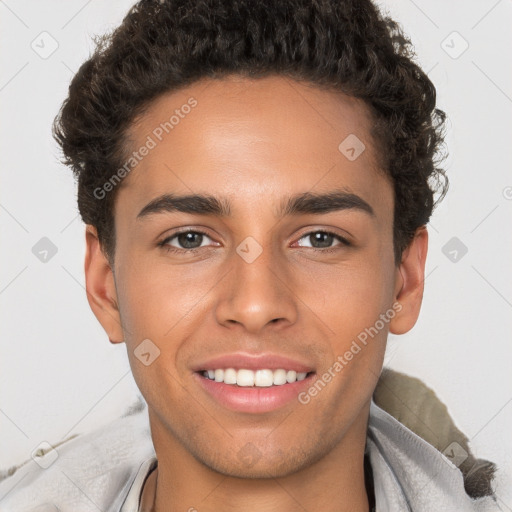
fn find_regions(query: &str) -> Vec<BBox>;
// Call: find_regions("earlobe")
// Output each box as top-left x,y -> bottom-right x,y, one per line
389,226 -> 429,335
84,226 -> 124,343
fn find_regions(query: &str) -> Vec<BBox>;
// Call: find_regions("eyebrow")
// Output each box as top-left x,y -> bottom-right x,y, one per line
136,190 -> 375,220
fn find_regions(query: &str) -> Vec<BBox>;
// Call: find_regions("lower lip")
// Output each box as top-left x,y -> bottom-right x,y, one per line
194,372 -> 316,413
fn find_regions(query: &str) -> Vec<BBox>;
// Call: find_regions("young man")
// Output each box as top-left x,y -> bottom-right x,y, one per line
0,0 -> 503,510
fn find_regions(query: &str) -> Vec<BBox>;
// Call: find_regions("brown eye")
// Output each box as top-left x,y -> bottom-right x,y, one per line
160,230 -> 214,251
296,230 -> 350,250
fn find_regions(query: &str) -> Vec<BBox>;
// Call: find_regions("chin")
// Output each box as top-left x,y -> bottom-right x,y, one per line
197,442 -> 326,480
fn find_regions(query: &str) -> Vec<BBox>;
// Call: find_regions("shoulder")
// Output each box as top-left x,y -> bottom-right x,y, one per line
0,398 -> 155,512
370,368 -> 502,511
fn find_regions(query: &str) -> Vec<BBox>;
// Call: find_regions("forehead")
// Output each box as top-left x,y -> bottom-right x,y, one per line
118,75 -> 392,219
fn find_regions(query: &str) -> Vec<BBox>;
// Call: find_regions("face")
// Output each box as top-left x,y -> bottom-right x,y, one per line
85,74 -> 427,479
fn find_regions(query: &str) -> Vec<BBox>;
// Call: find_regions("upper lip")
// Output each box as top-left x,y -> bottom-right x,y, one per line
191,352 -> 315,373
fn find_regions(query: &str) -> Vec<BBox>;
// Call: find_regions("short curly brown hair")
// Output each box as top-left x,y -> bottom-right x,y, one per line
53,0 -> 447,264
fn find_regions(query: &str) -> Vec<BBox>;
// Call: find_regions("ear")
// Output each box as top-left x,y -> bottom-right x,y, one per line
84,225 -> 124,343
389,226 -> 428,335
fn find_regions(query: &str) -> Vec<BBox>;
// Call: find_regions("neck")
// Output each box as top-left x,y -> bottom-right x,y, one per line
143,403 -> 371,512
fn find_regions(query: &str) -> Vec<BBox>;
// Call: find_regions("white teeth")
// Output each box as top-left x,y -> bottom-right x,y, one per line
236,369 -> 254,387
224,368 -> 237,384
273,369 -> 287,385
254,369 -> 273,387
202,368 -> 311,387
286,370 -> 297,383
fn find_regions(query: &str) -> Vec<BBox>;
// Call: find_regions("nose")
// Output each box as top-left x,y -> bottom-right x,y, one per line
215,241 -> 298,333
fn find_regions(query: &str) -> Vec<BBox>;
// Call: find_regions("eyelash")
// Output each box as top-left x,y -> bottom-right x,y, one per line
158,229 -> 351,255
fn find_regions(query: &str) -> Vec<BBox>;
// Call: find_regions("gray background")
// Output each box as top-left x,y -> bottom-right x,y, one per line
1,0 -> 511,507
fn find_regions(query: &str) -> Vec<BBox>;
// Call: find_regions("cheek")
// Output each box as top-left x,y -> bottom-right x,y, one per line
113,255 -> 199,406
115,242 -> 396,346
114,251 -> 209,339
312,256 -> 395,344
303,261 -> 395,423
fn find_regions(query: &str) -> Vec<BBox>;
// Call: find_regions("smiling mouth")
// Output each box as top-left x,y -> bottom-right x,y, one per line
197,368 -> 315,387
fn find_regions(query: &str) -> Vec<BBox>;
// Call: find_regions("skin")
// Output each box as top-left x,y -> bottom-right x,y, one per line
84,75 -> 428,511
